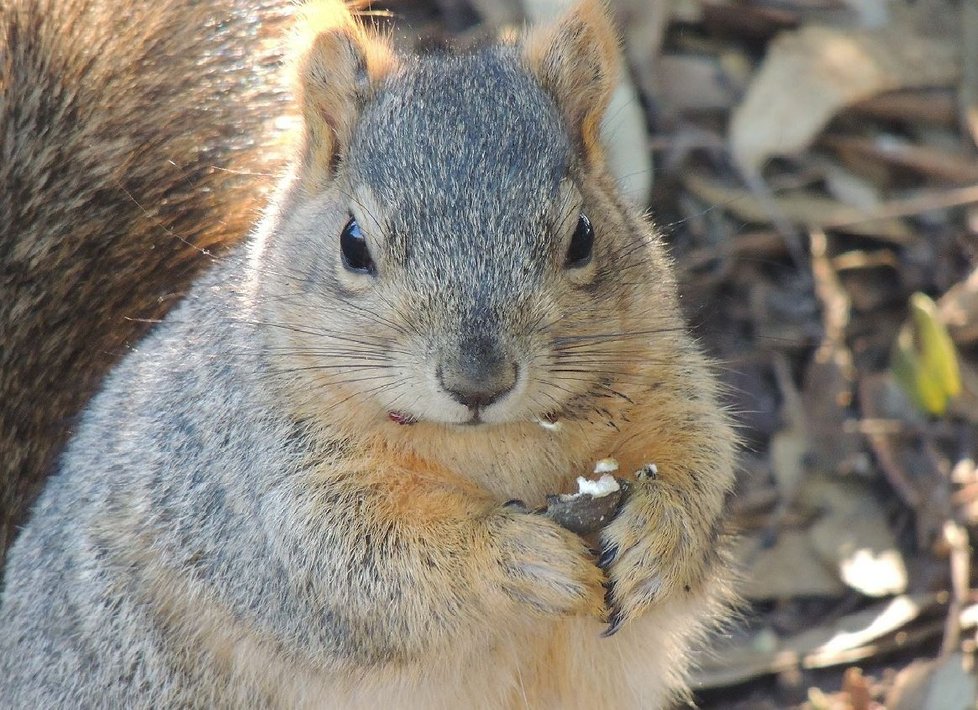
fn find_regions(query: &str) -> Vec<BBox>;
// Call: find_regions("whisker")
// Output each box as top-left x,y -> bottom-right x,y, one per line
268,364 -> 399,374
329,380 -> 402,408
271,371 -> 400,385
552,325 -> 688,342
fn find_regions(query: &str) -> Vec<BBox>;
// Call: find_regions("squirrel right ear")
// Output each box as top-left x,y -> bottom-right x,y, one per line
297,7 -> 397,189
522,0 -> 620,166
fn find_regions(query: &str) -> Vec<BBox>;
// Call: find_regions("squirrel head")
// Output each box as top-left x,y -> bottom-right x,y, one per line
263,0 -> 677,435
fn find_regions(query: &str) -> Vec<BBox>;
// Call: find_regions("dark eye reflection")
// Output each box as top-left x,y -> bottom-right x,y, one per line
340,217 -> 375,275
565,213 -> 593,268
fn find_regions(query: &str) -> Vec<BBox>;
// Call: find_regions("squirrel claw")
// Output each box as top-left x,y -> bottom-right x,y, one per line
635,463 -> 658,481
602,607 -> 625,637
597,544 -> 618,569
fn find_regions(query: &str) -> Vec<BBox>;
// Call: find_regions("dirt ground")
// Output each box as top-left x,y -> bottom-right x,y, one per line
391,0 -> 978,706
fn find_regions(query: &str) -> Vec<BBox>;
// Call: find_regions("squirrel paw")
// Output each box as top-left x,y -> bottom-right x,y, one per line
597,464 -> 718,636
491,504 -> 605,619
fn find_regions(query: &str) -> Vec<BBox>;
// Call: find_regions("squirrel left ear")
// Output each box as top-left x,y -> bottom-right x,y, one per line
522,0 -> 621,166
297,5 -> 397,189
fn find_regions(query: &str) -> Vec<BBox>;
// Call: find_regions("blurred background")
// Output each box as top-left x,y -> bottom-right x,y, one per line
372,0 -> 978,706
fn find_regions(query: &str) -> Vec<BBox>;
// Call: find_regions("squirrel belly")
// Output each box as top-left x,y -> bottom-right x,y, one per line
0,1 -> 737,707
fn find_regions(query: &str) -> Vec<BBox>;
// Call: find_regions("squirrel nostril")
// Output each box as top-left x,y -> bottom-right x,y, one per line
437,360 -> 518,410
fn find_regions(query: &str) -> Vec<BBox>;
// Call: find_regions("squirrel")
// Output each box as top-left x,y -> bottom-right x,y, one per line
0,1 -> 737,707
0,0 -> 295,563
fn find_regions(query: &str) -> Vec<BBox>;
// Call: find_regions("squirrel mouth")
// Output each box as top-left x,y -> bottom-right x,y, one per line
389,410 -> 557,429
388,411 -> 418,426
386,410 -> 488,427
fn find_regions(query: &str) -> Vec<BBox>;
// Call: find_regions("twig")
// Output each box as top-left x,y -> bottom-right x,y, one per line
822,184 -> 978,229
942,519 -> 971,656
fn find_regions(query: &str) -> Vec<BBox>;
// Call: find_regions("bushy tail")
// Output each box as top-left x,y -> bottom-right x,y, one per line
0,0 -> 296,561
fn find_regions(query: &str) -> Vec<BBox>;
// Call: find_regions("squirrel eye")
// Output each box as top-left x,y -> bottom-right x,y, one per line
565,212 -> 594,268
340,217 -> 375,275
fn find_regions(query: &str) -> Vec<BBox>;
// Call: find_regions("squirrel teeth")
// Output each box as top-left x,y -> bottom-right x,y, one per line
536,414 -> 561,431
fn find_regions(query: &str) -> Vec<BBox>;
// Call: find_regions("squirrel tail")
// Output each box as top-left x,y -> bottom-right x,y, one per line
0,0 -> 297,561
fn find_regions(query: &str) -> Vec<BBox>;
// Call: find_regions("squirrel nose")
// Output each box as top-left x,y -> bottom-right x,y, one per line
437,336 -> 518,409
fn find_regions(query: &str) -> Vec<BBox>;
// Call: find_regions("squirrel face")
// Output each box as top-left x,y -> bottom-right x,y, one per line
263,1 -> 672,432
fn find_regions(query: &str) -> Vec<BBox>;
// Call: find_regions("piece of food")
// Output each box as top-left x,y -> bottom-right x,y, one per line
592,458 -> 619,474
544,459 -> 626,535
565,473 -> 621,499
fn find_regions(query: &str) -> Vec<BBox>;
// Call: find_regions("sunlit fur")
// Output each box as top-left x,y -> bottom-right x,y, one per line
0,1 -> 737,707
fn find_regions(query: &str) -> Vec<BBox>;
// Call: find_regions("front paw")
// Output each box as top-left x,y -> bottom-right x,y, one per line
490,503 -> 605,619
598,464 -> 720,635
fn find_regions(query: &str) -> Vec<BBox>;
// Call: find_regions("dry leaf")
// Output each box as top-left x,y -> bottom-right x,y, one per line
694,594 -> 940,689
683,173 -> 915,241
850,88 -> 958,126
939,266 -> 978,346
859,373 -> 951,545
803,478 -> 908,597
736,530 -> 847,600
822,134 -> 978,185
821,160 -> 884,211
886,654 -> 978,710
770,429 -> 808,497
464,0 -> 523,27
841,666 -> 874,710
730,23 -> 959,173
656,55 -> 739,111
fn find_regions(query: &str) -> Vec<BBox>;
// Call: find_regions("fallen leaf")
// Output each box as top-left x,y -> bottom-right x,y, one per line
655,55 -> 739,111
892,292 -> 962,416
849,88 -> 958,127
693,594 -> 941,689
858,373 -> 951,545
730,23 -> 958,173
886,653 -> 978,710
736,530 -> 847,600
822,134 -> 978,185
938,266 -> 978,346
770,428 -> 808,498
804,478 -> 909,597
841,666 -> 873,710
683,173 -> 915,242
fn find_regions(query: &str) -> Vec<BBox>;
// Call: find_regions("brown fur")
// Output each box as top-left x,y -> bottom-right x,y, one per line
0,0 -> 296,560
